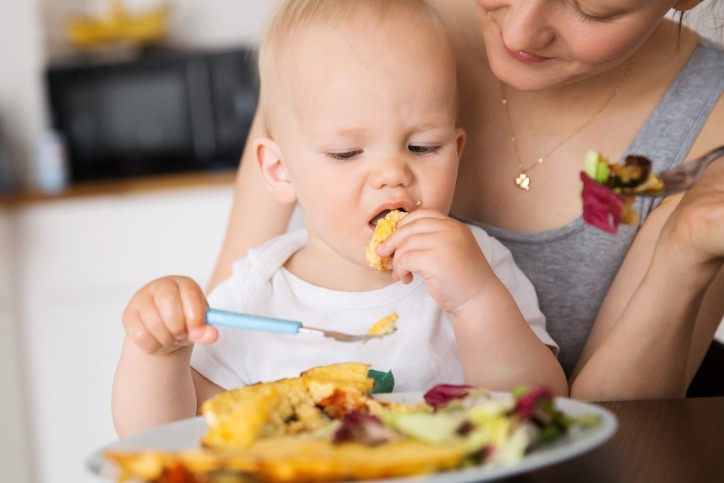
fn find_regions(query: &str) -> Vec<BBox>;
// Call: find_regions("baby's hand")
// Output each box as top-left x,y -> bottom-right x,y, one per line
122,276 -> 217,355
378,210 -> 494,315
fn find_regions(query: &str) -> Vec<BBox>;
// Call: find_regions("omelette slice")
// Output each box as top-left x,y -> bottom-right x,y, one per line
107,437 -> 469,483
201,362 -> 375,448
365,210 -> 406,271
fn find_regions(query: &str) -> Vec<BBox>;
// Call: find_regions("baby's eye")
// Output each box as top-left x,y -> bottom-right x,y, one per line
326,150 -> 362,161
408,145 -> 442,155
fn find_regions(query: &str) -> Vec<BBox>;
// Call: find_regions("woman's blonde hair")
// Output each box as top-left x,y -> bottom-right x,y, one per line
257,0 -> 453,137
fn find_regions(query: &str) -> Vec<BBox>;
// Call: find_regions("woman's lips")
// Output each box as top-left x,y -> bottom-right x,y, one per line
504,46 -> 550,64
499,32 -> 551,64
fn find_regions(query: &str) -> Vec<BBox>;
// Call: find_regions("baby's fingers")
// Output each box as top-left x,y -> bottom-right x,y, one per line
123,305 -> 173,353
122,276 -> 212,354
150,278 -> 196,343
176,279 -> 217,344
151,277 -> 216,345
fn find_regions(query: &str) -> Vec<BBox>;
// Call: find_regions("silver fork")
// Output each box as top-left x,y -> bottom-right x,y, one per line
206,308 -> 394,343
622,145 -> 724,197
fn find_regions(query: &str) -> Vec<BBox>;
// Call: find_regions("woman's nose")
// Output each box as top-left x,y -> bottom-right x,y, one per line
501,1 -> 555,52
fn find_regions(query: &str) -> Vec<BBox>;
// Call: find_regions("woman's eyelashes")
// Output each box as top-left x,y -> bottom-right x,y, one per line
571,2 -> 618,23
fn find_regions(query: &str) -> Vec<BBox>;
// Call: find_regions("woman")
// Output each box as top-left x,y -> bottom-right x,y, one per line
209,0 -> 724,401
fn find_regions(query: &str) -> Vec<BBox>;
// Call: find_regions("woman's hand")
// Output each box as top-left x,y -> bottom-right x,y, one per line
658,158 -> 724,269
377,210 -> 494,315
573,158 -> 724,400
122,276 -> 217,355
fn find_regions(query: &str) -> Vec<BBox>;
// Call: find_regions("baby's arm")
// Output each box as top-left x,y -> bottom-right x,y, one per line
111,276 -> 222,436
380,210 -> 567,395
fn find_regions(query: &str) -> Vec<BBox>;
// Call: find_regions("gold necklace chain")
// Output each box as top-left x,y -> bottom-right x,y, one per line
500,52 -> 638,191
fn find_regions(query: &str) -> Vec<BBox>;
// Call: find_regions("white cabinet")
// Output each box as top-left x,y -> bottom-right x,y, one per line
14,183 -> 234,483
0,208 -> 32,483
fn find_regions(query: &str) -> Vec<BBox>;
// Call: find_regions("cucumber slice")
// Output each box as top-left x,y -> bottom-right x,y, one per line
381,412 -> 461,444
582,150 -> 609,183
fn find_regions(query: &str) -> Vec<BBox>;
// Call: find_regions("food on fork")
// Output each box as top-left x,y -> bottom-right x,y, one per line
105,363 -> 600,483
366,209 -> 407,271
586,151 -> 664,194
367,312 -> 398,336
580,150 -> 664,234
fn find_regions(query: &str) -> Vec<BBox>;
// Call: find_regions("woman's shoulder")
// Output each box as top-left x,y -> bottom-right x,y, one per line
672,35 -> 724,163
426,0 -> 493,121
427,0 -> 485,54
688,89 -> 724,162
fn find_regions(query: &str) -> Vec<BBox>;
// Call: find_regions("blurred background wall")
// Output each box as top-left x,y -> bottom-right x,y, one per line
0,2 -> 275,482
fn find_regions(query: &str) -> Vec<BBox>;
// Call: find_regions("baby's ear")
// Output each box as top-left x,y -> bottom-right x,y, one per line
455,127 -> 466,159
254,137 -> 296,204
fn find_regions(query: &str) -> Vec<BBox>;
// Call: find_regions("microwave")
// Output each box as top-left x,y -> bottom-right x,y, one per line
46,48 -> 258,182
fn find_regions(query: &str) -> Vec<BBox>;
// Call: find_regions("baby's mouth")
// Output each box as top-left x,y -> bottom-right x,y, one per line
368,208 -> 405,231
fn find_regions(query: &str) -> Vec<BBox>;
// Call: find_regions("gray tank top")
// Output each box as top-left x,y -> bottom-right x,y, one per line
465,41 -> 724,376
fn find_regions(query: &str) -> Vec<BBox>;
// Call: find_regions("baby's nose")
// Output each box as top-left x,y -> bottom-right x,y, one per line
371,155 -> 413,188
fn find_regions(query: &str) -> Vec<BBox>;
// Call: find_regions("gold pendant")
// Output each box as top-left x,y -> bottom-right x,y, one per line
515,172 -> 530,190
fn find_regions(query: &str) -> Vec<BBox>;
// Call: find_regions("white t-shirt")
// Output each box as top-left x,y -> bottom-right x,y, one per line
192,226 -> 556,392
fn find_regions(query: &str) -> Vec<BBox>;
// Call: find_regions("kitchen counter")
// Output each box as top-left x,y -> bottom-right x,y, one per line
0,169 -> 238,206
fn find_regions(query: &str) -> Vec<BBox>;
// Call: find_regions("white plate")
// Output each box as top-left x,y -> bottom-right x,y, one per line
87,392 -> 617,482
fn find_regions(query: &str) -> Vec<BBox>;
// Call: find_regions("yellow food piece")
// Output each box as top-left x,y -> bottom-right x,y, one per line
200,362 -> 374,449
201,378 -> 311,448
108,437 -> 469,483
620,197 -> 639,225
609,162 -> 646,186
365,210 -> 406,271
629,171 -> 665,194
367,312 -> 398,336
301,362 -> 374,401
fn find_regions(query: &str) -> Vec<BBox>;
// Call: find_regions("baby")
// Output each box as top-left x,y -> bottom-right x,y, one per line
112,0 -> 565,437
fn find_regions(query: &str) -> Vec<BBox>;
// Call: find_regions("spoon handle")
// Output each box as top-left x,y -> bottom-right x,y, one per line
206,308 -> 302,334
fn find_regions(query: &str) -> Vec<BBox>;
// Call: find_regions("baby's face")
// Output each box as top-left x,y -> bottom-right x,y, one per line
277,12 -> 462,267
274,11 -> 463,272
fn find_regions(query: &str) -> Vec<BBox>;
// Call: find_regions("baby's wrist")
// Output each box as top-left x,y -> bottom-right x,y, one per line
125,336 -> 194,360
448,280 -> 508,322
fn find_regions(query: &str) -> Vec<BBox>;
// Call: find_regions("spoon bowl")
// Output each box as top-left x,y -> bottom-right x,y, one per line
622,145 -> 724,197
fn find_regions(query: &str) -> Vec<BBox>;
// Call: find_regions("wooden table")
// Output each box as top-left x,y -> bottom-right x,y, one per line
504,397 -> 724,483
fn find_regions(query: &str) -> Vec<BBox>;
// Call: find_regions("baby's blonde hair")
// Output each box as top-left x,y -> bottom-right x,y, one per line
257,0 -> 454,138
